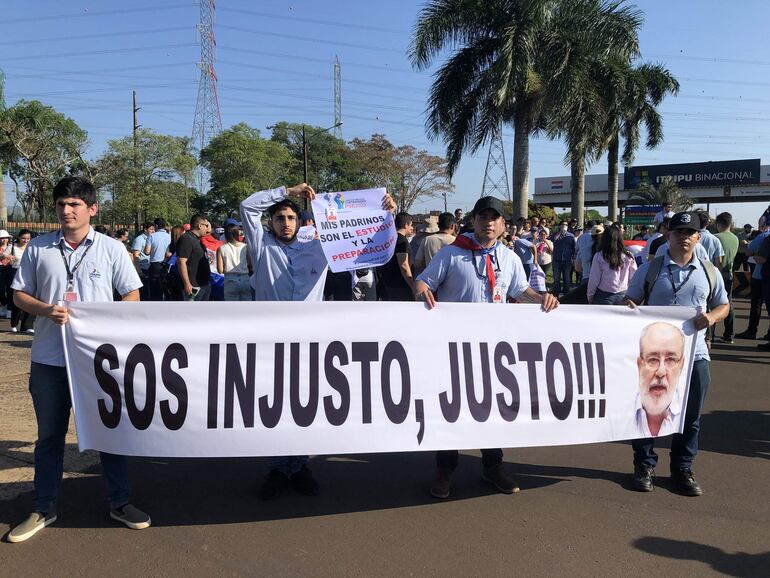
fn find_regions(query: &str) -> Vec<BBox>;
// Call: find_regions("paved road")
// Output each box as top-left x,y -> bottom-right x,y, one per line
1,300 -> 768,577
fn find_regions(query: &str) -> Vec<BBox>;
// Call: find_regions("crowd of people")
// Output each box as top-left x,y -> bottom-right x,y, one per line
3,175 -> 770,543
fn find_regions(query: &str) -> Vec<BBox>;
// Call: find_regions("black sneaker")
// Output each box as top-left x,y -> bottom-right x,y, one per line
632,465 -> 654,492
757,341 -> 770,351
735,330 -> 757,340
260,468 -> 290,500
716,336 -> 734,344
671,469 -> 703,496
290,466 -> 320,496
482,464 -> 520,494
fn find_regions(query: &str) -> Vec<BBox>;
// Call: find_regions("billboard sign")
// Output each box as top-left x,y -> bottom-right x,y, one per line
624,159 -> 760,189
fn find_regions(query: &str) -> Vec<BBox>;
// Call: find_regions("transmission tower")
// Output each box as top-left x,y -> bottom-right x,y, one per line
192,0 -> 222,192
333,56 -> 342,139
481,123 -> 511,203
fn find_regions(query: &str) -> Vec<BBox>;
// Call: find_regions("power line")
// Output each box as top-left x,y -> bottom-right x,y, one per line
2,3 -> 191,25
1,43 -> 197,62
0,26 -> 191,46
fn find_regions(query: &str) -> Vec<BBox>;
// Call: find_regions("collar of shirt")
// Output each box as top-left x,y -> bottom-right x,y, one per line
663,251 -> 700,272
634,392 -> 682,436
53,226 -> 96,251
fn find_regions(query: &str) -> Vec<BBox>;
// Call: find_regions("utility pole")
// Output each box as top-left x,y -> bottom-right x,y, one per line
302,122 -> 342,210
333,56 -> 342,140
132,90 -> 141,230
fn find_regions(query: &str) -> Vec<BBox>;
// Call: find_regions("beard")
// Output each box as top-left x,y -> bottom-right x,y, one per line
641,381 -> 674,416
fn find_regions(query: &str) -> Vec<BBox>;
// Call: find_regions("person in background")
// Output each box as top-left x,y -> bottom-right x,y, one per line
711,212 -> 739,344
176,214 -> 212,302
414,212 -> 456,274
144,218 -> 172,301
734,223 -> 753,293
736,222 -> 770,341
94,224 -> 110,236
551,221 -> 576,297
587,224 -> 637,305
131,221 -> 154,301
572,221 -> 600,296
0,229 -> 13,320
652,202 -> 675,227
216,223 -> 252,301
377,212 -> 415,302
536,227 -> 553,283
163,225 -> 185,301
7,229 -> 34,332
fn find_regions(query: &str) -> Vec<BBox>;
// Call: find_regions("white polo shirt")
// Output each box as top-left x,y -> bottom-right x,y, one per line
11,227 -> 142,367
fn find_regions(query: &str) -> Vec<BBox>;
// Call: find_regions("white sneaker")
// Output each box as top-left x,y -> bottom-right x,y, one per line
25,328 -> 35,334
11,327 -> 18,333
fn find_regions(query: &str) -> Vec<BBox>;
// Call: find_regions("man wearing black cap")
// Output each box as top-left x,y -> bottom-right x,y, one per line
624,211 -> 729,496
415,196 -> 559,499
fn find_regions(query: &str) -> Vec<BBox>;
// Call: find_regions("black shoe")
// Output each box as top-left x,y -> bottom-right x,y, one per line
716,336 -> 734,344
259,469 -> 290,500
735,330 -> 757,340
757,341 -> 770,351
632,465 -> 654,492
671,469 -> 703,496
291,466 -> 320,496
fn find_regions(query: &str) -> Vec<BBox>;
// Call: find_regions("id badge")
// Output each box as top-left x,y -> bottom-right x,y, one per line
492,285 -> 504,303
326,206 -> 338,221
62,291 -> 78,302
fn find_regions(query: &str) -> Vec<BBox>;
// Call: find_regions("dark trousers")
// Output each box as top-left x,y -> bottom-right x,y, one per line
552,260 -> 572,296
633,359 -> 710,472
324,271 -> 353,301
436,448 -> 503,471
709,271 -> 734,340
746,278 -> 764,335
148,262 -> 166,301
9,288 -> 32,330
29,363 -> 130,513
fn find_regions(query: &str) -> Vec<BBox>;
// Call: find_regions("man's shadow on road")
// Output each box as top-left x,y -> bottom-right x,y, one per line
634,536 -> 770,578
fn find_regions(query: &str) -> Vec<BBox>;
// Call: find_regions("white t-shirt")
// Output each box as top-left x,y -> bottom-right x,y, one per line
219,242 -> 249,275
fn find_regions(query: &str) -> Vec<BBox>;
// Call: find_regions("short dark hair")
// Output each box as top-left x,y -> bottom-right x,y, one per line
716,212 -> 732,229
437,212 -> 455,231
154,218 -> 167,230
224,223 -> 241,243
94,224 -> 109,235
52,176 -> 97,206
659,217 -> 671,231
395,212 -> 413,229
190,214 -> 208,229
17,228 -> 32,238
695,209 -> 710,229
267,198 -> 301,219
115,228 -> 129,238
143,221 -> 154,231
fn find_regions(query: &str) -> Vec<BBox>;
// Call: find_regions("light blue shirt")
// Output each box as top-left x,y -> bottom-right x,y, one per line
575,233 -> 595,279
626,252 -> 728,361
131,232 -> 150,271
145,229 -> 171,263
240,187 -> 328,301
698,229 -> 725,264
417,234 -> 529,303
748,230 -> 770,279
11,227 -> 142,367
513,237 -> 534,265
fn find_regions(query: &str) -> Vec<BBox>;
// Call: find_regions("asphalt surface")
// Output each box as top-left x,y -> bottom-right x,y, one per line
0,298 -> 768,577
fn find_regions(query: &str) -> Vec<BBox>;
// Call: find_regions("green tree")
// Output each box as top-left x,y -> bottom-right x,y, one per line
601,62 -> 679,222
350,134 -> 454,212
410,0 -> 554,220
544,0 -> 642,227
0,99 -> 89,220
95,129 -> 196,226
269,121 -> 360,192
626,177 -> 692,211
200,123 -> 296,221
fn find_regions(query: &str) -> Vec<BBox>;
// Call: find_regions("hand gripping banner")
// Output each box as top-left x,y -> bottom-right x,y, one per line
63,302 -> 698,457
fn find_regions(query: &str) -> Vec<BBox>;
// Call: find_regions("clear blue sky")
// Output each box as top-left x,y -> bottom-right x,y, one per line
2,0 -> 769,226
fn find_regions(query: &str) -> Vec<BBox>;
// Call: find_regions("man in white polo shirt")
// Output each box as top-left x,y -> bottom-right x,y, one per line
8,177 -> 150,543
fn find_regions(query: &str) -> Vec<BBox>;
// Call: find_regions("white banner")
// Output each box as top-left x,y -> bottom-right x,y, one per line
311,188 -> 396,273
63,302 -> 698,457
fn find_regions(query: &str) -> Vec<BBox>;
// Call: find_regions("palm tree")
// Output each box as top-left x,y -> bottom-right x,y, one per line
626,177 -> 692,211
603,62 -> 679,221
544,0 -> 643,227
410,0 -> 554,220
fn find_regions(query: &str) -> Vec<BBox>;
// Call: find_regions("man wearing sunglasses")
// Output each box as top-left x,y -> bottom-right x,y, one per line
415,196 -> 559,499
624,211 -> 729,496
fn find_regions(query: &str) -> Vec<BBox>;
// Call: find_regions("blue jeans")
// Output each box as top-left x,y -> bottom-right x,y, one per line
29,362 -> 130,513
269,456 -> 309,476
591,288 -> 626,305
552,260 -> 572,295
633,359 -> 710,471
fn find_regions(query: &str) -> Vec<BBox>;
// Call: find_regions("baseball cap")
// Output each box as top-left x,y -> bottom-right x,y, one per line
471,196 -> 506,218
668,211 -> 700,232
